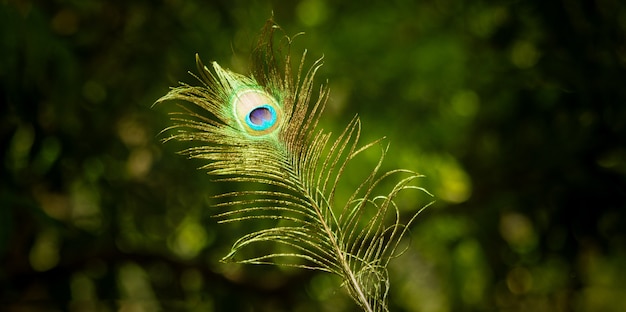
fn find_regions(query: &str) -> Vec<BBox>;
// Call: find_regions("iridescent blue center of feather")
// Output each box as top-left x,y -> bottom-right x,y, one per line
245,104 -> 277,131
232,89 -> 281,136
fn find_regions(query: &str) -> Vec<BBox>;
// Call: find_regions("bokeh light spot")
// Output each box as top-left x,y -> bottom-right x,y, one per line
510,40 -> 541,69
297,0 -> 328,27
29,229 -> 60,272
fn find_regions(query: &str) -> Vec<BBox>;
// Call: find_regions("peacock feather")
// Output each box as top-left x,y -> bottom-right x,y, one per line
157,20 -> 433,312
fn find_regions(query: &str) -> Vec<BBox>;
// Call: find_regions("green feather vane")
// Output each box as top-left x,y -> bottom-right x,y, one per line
158,20 -> 433,312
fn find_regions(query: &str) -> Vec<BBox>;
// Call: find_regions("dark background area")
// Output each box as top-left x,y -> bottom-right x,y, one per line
2,0 -> 626,311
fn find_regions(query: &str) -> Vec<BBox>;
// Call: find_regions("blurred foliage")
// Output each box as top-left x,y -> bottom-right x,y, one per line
1,0 -> 626,311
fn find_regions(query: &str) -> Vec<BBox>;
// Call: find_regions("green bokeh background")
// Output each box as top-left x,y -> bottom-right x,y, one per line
2,0 -> 626,311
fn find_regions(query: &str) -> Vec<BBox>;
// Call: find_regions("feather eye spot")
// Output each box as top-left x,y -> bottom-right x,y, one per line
233,89 -> 281,136
246,105 -> 276,131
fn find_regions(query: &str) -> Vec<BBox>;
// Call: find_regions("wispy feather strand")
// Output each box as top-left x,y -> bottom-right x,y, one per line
157,20 -> 433,312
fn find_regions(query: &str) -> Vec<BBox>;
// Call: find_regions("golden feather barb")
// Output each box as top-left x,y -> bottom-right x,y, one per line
158,20 -> 432,312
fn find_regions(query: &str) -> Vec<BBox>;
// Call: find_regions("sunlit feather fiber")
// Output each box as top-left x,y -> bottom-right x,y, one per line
157,19 -> 432,312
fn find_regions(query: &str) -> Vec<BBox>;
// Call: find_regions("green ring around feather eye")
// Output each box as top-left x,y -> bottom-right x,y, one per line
245,104 -> 277,131
231,88 -> 281,136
